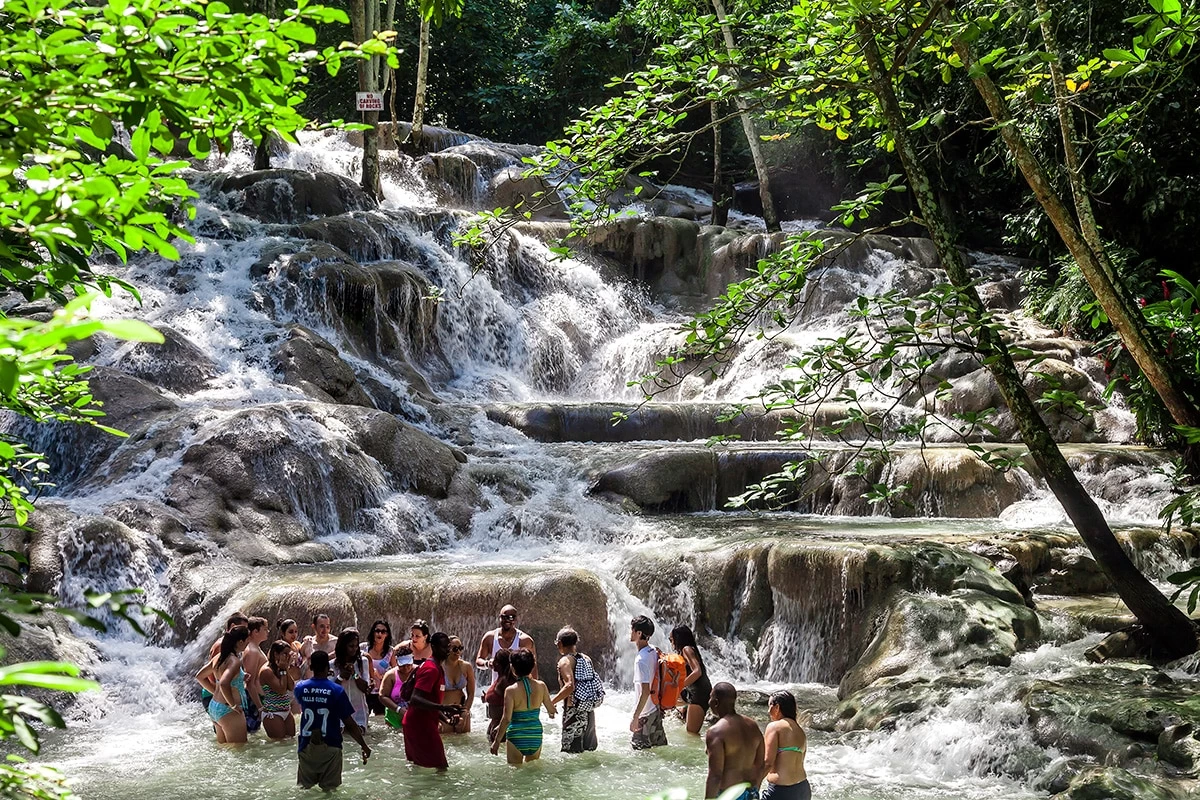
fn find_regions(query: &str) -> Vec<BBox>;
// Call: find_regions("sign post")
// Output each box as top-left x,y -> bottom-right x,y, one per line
355,92 -> 384,113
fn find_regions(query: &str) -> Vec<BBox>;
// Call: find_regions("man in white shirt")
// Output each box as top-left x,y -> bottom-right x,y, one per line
629,614 -> 667,749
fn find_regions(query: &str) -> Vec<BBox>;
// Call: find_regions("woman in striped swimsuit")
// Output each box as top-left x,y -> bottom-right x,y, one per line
259,640 -> 297,740
490,648 -> 555,765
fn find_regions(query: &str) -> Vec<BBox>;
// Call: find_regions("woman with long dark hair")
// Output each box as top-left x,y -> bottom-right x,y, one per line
334,628 -> 372,729
670,624 -> 712,735
763,690 -> 809,800
439,635 -> 475,734
197,626 -> 251,744
259,640 -> 298,740
398,619 -> 433,663
362,619 -> 394,715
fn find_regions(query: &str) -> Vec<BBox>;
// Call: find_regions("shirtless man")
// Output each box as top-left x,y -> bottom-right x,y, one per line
475,604 -> 537,680
705,682 -> 766,800
241,617 -> 270,732
300,613 -> 337,676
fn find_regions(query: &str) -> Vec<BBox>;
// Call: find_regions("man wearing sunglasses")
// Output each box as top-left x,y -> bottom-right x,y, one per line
476,605 -> 538,682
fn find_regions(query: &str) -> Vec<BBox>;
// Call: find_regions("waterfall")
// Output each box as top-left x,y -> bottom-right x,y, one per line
19,128 -> 1199,800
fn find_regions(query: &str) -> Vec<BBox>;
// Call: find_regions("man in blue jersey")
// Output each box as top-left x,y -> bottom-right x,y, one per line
294,650 -> 371,790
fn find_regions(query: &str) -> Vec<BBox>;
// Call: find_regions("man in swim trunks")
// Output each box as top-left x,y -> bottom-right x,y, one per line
294,651 -> 370,791
705,682 -> 765,800
476,604 -> 538,680
629,615 -> 667,750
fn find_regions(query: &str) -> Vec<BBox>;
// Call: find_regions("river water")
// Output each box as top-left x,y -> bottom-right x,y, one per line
30,131 -> 1189,799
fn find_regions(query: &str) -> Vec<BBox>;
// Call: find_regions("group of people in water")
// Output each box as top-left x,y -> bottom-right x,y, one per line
195,605 -> 810,798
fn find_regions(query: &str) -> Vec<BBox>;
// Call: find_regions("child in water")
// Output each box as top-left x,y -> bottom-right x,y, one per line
491,647 -> 555,765
484,647 -> 515,746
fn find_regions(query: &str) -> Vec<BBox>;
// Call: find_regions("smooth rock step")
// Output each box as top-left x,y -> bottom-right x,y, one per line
584,442 -> 1172,516
484,401 -> 919,443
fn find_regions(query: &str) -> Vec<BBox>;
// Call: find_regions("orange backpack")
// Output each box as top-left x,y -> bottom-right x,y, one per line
651,650 -> 688,709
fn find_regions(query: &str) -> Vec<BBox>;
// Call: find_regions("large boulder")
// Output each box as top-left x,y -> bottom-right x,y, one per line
1053,767 -> 1181,800
838,588 -> 1038,697
162,402 -> 464,564
113,325 -> 217,395
19,367 -> 178,490
271,325 -> 374,407
234,566 -> 611,685
489,166 -> 566,220
216,170 -> 377,224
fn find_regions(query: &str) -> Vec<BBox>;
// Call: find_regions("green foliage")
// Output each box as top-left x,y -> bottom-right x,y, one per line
0,0 -> 365,794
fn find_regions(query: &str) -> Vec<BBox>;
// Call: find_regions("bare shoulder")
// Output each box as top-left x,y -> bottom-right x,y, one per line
520,632 -> 535,647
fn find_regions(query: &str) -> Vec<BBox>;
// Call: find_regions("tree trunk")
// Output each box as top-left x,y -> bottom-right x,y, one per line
952,31 -> 1200,432
254,130 -> 270,170
858,16 -> 1196,659
412,14 -> 431,140
710,0 -> 780,232
352,0 -> 381,198
711,100 -> 730,227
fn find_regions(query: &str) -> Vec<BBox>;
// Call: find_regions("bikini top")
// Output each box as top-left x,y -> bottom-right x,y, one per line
442,665 -> 468,691
778,746 -> 805,753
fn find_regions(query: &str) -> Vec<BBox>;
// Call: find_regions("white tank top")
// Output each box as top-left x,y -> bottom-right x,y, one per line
490,627 -> 525,680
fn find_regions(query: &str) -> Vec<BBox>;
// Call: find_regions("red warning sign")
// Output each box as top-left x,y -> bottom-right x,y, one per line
355,92 -> 384,112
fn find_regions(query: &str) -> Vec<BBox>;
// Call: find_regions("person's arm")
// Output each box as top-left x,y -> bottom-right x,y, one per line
680,646 -> 703,690
475,632 -> 493,670
409,665 -> 461,715
551,655 -> 574,706
705,729 -> 725,799
522,634 -> 539,680
379,672 -> 400,713
630,681 -> 651,731
539,680 -> 555,719
490,685 -> 515,754
342,716 -> 372,763
464,665 -> 476,711
196,658 -> 217,694
355,655 -> 371,694
216,656 -> 243,709
259,663 -> 282,697
763,721 -> 779,775
754,724 -> 767,786
246,654 -> 262,706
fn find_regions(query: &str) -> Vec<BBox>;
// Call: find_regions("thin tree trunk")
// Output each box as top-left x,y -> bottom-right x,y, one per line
1035,0 -> 1117,285
254,131 -> 270,170
384,0 -> 397,147
710,0 -> 780,232
352,0 -> 381,198
712,100 -> 730,227
412,14 -> 431,140
858,16 -> 1196,658
952,31 -> 1200,431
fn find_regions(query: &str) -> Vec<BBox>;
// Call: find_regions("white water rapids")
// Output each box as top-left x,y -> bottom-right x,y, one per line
26,131 -> 1193,800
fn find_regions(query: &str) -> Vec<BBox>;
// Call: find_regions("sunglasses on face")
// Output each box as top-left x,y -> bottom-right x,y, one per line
450,645 -> 463,652
499,614 -> 516,621
373,629 -> 387,635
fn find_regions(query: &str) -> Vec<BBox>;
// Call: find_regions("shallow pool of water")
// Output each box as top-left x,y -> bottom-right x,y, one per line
45,682 -> 1048,800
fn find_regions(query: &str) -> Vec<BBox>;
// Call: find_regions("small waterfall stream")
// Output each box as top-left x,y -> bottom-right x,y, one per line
22,130 -> 1200,799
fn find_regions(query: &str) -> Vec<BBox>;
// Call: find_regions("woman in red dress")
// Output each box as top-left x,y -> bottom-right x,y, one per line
403,631 -> 463,770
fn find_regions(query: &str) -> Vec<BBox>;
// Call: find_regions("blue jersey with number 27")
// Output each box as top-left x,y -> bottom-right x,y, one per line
294,677 -> 354,750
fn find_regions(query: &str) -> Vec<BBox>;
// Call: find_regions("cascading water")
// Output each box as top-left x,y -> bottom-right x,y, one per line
21,128 -> 1200,800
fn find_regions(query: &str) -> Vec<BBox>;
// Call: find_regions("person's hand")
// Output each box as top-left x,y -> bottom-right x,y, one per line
629,718 -> 641,733
361,744 -> 371,764
490,738 -> 500,755
549,708 -> 556,719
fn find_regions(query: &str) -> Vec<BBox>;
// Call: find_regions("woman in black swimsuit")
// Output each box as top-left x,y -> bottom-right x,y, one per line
670,625 -> 711,735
